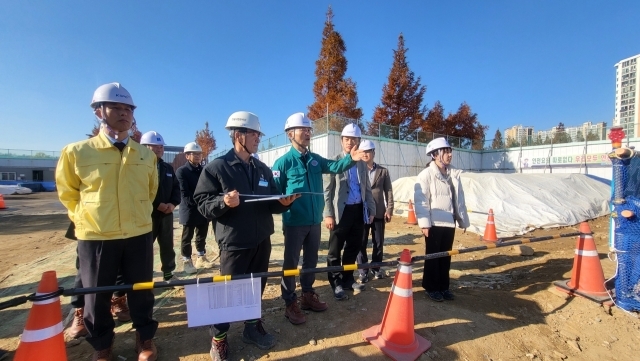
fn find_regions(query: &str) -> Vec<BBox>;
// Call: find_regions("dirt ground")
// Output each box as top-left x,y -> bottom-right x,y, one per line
0,192 -> 639,361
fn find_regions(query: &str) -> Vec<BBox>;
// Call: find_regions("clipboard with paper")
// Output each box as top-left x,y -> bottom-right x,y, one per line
184,277 -> 261,327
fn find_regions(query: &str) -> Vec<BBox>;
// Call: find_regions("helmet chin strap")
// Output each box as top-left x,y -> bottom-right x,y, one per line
98,104 -> 132,140
235,130 -> 253,159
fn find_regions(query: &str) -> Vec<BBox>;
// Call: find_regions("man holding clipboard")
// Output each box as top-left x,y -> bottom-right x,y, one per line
194,111 -> 299,361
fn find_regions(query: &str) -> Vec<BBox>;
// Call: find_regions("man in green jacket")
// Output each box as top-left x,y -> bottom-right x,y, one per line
272,112 -> 366,325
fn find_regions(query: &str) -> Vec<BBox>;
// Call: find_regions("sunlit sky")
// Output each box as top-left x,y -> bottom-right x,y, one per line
1,1 -> 638,152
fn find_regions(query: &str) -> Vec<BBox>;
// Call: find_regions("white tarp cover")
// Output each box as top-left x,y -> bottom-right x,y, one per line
392,173 -> 610,237
0,185 -> 33,195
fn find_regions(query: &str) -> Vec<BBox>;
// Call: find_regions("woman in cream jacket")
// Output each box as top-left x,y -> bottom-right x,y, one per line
414,138 -> 469,302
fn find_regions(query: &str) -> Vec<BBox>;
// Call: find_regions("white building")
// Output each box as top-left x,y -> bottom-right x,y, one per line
536,121 -> 606,143
614,54 -> 639,137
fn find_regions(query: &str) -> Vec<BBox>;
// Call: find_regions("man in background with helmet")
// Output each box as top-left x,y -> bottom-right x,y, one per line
194,111 -> 300,361
56,82 -> 159,360
324,124 -> 376,300
141,130 -> 181,282
414,137 -> 469,302
272,112 -> 367,325
356,140 -> 394,282
176,142 -> 214,274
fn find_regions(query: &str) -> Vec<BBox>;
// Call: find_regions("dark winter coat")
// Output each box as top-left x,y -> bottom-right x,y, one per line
152,159 -> 181,218
176,161 -> 208,226
194,149 -> 289,251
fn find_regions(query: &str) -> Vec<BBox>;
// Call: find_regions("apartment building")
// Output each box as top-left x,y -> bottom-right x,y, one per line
614,54 -> 639,137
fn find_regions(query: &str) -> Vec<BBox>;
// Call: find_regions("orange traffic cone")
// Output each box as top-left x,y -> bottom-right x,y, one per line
406,200 -> 417,225
14,271 -> 67,361
363,249 -> 431,360
554,222 -> 610,303
482,208 -> 498,242
0,194 -> 6,209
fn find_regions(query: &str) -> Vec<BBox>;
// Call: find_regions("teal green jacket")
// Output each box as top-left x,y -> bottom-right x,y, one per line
272,146 -> 356,227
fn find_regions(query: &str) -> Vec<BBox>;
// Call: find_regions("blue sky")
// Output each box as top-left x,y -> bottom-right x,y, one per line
1,1 -> 639,153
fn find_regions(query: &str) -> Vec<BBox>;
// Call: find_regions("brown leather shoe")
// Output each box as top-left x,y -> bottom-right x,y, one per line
110,295 -> 131,322
300,291 -> 328,312
284,301 -> 306,325
66,308 -> 88,338
91,340 -> 114,361
135,332 -> 158,361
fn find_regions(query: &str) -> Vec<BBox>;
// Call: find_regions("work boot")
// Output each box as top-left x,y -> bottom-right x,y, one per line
196,255 -> 214,269
183,259 -> 197,274
92,348 -> 113,361
242,320 -> 276,350
66,308 -> 88,338
300,291 -> 328,312
111,295 -> 131,322
284,300 -> 306,325
210,336 -> 229,361
135,331 -> 158,361
92,339 -> 114,361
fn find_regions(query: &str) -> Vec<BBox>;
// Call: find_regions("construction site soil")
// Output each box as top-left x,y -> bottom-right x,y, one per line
0,192 -> 638,361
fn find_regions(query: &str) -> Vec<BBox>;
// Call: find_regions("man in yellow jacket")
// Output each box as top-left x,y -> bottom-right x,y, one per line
56,83 -> 159,361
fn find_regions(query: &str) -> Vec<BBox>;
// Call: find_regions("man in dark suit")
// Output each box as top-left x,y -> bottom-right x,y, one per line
356,140 -> 394,282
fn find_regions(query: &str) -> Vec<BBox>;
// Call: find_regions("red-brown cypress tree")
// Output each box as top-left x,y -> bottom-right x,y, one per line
368,33 -> 426,140
308,6 -> 363,131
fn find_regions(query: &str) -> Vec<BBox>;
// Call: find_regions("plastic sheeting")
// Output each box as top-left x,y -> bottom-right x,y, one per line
392,173 -> 610,237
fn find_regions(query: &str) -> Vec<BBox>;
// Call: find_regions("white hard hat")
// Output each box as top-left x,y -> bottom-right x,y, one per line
341,123 -> 362,137
140,131 -> 166,146
90,82 -> 136,109
284,112 -> 312,131
359,139 -> 375,151
426,137 -> 451,156
225,111 -> 264,136
184,142 -> 202,153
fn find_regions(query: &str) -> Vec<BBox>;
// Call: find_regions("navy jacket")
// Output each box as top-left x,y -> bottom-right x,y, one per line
176,161 -> 208,226
194,150 -> 289,250
152,158 -> 181,218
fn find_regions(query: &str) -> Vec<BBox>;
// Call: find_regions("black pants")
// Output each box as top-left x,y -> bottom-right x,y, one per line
180,223 -> 209,258
357,217 -> 385,277
422,226 -> 456,292
213,238 -> 271,336
152,214 -> 176,275
78,233 -> 158,351
71,249 -> 125,308
327,203 -> 364,289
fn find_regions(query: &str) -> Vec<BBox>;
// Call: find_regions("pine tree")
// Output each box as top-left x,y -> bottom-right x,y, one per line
308,6 -> 363,131
491,129 -> 504,149
195,122 -> 217,163
368,33 -> 426,140
552,122 -> 572,144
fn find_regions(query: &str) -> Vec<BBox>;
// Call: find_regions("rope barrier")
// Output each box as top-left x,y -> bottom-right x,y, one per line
0,231 -> 585,311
